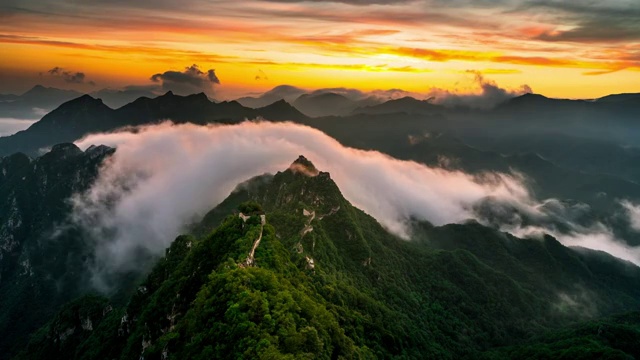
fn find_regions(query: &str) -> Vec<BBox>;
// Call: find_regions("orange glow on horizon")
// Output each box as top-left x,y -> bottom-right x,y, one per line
1,1 -> 639,99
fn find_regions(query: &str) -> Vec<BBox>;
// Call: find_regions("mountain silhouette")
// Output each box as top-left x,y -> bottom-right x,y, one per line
0,92 -> 307,156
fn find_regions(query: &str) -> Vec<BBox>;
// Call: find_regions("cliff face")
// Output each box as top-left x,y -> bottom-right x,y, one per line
0,144 -> 114,356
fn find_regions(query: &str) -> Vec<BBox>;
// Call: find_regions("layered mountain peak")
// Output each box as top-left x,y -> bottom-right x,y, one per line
21,85 -> 81,99
255,99 -> 308,120
37,94 -> 111,119
192,91 -> 210,101
597,92 -> 640,104
29,94 -> 112,128
0,89 -> 313,157
265,98 -> 290,107
68,94 -> 104,106
22,84 -> 46,95
271,156 -> 343,212
288,155 -> 320,177
85,144 -> 115,159
150,91 -> 211,106
498,93 -> 558,109
197,156 -> 348,240
47,143 -> 83,159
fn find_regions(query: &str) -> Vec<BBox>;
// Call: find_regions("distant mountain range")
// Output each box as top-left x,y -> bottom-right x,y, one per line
236,85 -> 306,108
0,85 -> 161,120
353,96 -> 444,116
4,84 -> 639,126
3,86 -> 640,359
596,93 -> 640,104
4,88 -> 640,252
0,91 -> 307,156
3,86 -> 640,157
237,85 -> 640,119
90,86 -> 159,108
238,87 -> 383,117
0,85 -> 83,119
292,92 -> 381,117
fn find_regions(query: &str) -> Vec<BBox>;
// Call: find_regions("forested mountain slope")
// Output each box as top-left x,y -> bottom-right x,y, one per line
16,157 -> 640,359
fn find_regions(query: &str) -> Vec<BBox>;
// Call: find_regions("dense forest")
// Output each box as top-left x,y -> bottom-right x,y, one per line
14,158 -> 640,359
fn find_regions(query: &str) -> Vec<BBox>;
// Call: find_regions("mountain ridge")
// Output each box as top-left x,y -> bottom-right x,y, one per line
3,87 -> 640,157
0,92 -> 308,156
0,85 -> 84,119
12,155 -> 640,359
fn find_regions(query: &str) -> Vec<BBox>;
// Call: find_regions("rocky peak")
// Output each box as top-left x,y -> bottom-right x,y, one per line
72,94 -> 104,106
48,143 -> 83,158
1,152 -> 31,169
85,144 -> 115,159
190,92 -> 210,102
288,155 -> 320,177
23,84 -> 46,95
34,95 -> 109,124
256,99 -> 308,120
146,91 -> 212,109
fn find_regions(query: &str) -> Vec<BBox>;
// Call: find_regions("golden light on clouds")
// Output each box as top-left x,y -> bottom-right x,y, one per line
0,0 -> 639,98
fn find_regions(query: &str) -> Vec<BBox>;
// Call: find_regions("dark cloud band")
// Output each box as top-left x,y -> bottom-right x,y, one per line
150,64 -> 220,96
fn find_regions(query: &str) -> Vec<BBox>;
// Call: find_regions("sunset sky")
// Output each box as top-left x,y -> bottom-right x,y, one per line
1,0 -> 639,100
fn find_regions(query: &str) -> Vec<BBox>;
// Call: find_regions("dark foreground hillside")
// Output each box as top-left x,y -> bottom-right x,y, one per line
15,157 -> 640,359
0,144 -> 115,356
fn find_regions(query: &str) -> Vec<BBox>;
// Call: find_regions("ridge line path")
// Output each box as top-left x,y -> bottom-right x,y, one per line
241,213 -> 266,267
